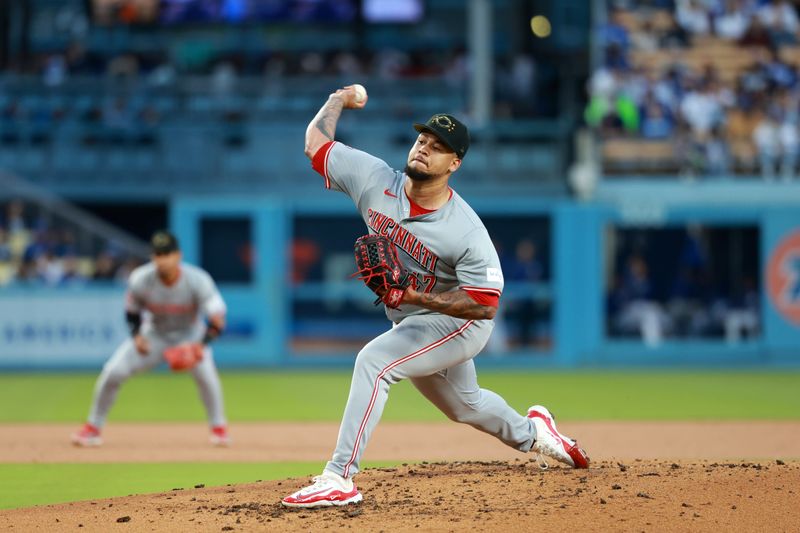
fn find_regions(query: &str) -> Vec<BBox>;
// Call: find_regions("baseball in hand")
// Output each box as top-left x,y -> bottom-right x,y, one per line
353,84 -> 367,103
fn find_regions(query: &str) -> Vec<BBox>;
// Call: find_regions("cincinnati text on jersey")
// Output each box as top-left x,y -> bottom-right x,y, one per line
367,209 -> 440,272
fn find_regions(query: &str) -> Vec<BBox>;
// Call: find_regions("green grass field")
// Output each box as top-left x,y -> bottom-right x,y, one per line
1,371 -> 798,510
1,371 -> 799,422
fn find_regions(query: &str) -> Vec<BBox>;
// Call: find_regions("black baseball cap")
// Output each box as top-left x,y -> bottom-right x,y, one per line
150,230 -> 179,255
413,114 -> 470,159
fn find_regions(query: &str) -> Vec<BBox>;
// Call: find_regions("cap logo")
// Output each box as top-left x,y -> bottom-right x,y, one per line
153,234 -> 171,247
432,114 -> 456,132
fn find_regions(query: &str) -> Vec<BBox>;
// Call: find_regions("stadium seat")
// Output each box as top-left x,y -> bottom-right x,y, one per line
602,138 -> 677,174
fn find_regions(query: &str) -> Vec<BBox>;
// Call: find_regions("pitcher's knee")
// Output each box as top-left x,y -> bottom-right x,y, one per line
354,348 -> 400,384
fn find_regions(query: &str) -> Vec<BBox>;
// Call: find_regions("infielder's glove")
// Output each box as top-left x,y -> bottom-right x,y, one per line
353,234 -> 411,309
163,343 -> 204,371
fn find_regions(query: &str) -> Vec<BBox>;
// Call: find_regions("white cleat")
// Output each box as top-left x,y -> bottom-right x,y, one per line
209,425 -> 232,447
71,423 -> 103,447
281,471 -> 363,508
527,405 -> 589,469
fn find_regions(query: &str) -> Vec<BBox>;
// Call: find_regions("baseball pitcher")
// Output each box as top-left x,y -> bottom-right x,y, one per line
281,86 -> 589,508
71,230 -> 231,447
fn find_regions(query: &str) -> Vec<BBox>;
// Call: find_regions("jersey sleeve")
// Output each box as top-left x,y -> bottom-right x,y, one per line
456,229 -> 504,307
195,269 -> 227,317
311,141 -> 393,204
124,269 -> 146,313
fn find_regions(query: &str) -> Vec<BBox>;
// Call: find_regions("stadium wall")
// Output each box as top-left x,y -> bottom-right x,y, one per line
1,186 -> 799,369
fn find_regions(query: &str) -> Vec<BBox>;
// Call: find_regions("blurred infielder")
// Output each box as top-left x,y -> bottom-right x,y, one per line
281,86 -> 589,508
71,230 -> 231,447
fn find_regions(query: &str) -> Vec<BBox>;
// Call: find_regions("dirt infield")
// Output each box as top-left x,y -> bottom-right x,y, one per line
4,420 -> 800,463
1,460 -> 798,532
2,421 -> 799,531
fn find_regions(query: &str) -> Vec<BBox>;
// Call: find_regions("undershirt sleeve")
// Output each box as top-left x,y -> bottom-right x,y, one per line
463,289 -> 500,308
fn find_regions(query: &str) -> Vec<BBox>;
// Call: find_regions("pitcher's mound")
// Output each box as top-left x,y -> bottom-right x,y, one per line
2,459 -> 798,532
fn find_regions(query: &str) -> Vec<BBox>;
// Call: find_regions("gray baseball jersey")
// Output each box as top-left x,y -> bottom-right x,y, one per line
126,262 -> 227,342
313,141 -> 534,479
316,141 -> 504,322
84,261 -> 228,429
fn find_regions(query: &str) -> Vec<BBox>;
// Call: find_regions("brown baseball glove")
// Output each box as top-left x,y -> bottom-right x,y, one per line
353,234 -> 412,309
163,343 -> 204,371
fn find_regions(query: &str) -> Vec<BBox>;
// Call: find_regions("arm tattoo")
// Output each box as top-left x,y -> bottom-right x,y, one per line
416,290 -> 495,320
314,97 -> 344,141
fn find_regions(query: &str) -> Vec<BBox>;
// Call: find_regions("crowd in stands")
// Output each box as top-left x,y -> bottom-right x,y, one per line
0,0 -> 550,151
590,0 -> 800,180
32,44 -> 472,86
0,200 -> 144,287
0,43 -> 545,151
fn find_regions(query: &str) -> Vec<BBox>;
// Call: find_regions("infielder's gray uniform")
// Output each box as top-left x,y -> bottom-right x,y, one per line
314,141 -> 536,478
86,263 -> 228,428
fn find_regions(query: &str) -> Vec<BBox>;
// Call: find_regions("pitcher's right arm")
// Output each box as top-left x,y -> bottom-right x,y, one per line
304,85 -> 368,160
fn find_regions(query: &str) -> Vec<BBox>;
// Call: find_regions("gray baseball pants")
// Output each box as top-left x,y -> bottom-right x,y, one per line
86,326 -> 227,428
325,313 -> 535,479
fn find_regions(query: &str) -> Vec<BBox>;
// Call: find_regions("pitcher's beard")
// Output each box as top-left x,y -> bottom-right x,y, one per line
404,164 -> 435,182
